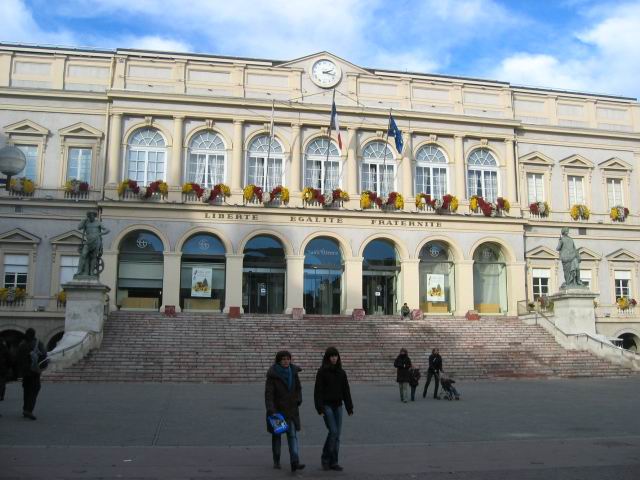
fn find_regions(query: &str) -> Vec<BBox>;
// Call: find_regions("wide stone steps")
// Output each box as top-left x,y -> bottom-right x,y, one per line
45,313 -> 634,382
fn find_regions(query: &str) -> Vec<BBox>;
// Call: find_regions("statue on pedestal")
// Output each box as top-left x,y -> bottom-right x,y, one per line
556,227 -> 584,289
75,211 -> 109,278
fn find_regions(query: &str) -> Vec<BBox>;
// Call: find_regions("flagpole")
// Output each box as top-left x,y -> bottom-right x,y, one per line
381,108 -> 392,195
323,89 -> 336,195
265,99 -> 275,190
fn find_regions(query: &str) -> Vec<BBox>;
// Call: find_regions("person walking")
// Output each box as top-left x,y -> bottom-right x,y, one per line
314,347 -> 353,472
0,337 -> 12,416
265,350 -> 305,472
16,328 -> 46,420
408,367 -> 421,401
393,348 -> 412,403
422,348 -> 443,400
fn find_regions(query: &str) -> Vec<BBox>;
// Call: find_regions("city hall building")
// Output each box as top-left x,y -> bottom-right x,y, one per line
0,43 -> 639,351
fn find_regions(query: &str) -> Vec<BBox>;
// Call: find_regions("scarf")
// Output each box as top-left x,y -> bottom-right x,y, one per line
274,364 -> 293,391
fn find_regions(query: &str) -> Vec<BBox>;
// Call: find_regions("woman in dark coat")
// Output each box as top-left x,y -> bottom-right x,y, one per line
394,348 -> 412,403
314,346 -> 353,472
265,350 -> 305,472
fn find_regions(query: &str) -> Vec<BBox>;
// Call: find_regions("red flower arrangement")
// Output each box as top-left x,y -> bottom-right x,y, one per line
470,195 -> 494,217
142,180 -> 168,199
302,187 -> 325,205
205,183 -> 231,204
495,197 -> 510,213
441,194 -> 453,210
182,182 -> 205,199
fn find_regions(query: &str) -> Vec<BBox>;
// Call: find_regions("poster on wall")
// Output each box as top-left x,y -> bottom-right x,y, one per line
191,267 -> 212,297
426,274 -> 445,302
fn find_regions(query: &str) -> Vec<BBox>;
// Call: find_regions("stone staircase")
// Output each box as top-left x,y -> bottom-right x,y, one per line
45,312 -> 635,382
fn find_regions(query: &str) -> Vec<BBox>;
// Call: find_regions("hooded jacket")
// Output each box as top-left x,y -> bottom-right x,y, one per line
313,351 -> 353,414
265,364 -> 302,432
394,353 -> 412,383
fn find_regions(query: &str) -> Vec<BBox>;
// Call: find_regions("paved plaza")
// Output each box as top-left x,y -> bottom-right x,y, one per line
1,377 -> 639,479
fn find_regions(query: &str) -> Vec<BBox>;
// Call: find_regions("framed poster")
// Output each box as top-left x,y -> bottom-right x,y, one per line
426,273 -> 445,302
191,267 -> 212,297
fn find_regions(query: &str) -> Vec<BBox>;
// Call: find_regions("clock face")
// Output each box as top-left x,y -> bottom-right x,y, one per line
310,59 -> 341,88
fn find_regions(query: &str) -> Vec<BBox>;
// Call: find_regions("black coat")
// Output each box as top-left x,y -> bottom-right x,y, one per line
314,365 -> 353,414
16,339 -> 45,378
265,364 -> 302,432
394,354 -> 412,382
0,340 -> 11,379
428,353 -> 443,372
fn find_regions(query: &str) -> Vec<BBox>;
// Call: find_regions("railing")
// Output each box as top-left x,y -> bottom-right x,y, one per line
595,304 -> 638,318
516,299 -> 553,316
46,329 -> 101,361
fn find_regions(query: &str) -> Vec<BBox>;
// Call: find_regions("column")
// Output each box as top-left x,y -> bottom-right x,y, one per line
344,257 -> 363,314
290,124 -> 302,193
231,120 -> 244,192
504,139 -> 517,205
346,127 -> 358,195
101,250 -> 118,311
169,116 -> 184,186
455,260 -> 475,315
224,254 -> 244,313
161,252 -> 182,312
454,135 -> 466,200
400,259 -> 420,312
106,113 -> 122,185
285,255 -> 305,313
401,134 -> 413,197
507,262 -> 526,316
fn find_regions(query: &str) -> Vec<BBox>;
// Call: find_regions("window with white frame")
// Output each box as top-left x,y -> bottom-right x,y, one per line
3,254 -> 28,289
15,145 -> 38,181
531,268 -> 550,300
304,137 -> 341,192
614,270 -> 631,300
467,148 -> 498,202
607,178 -> 624,206
59,255 -> 79,287
415,145 -> 448,198
67,147 -> 92,182
580,269 -> 592,289
126,128 -> 166,184
567,175 -> 584,205
527,172 -> 545,204
246,135 -> 284,191
186,131 -> 226,188
361,141 -> 395,196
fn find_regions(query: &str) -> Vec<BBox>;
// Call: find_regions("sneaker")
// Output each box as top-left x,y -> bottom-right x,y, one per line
22,411 -> 36,420
330,464 -> 344,471
291,463 -> 305,472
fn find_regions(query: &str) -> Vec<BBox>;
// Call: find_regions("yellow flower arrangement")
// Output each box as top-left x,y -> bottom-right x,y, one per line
616,297 -> 636,310
158,181 -> 169,196
9,177 -> 35,194
244,184 -> 255,202
470,195 -> 479,212
56,290 -> 66,304
302,187 -> 315,202
360,192 -> 372,209
182,183 -> 193,194
610,206 -> 629,222
0,287 -> 26,302
393,192 -> 404,210
449,196 -> 459,212
570,204 -> 590,221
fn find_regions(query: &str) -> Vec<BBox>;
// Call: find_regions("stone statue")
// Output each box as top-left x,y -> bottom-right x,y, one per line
556,227 -> 584,289
75,211 -> 109,278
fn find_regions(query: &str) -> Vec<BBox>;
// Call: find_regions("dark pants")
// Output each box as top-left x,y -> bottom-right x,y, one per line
22,374 -> 41,413
410,384 -> 417,401
0,376 -> 6,401
321,404 -> 343,467
422,370 -> 440,398
271,427 -> 299,465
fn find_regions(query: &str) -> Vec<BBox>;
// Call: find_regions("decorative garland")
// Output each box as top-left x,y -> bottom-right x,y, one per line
385,192 -> 404,210
268,185 -> 290,205
302,187 -> 325,205
141,180 -> 169,199
182,182 -> 205,199
9,177 -> 35,195
243,184 -> 263,203
570,204 -> 590,221
617,297 -> 637,311
117,179 -> 140,197
529,201 -> 550,217
64,179 -> 90,195
360,190 -> 382,209
204,183 -> 231,204
610,206 -> 629,222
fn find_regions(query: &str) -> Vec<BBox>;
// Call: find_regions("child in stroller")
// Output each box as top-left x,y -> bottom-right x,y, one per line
439,373 -> 460,400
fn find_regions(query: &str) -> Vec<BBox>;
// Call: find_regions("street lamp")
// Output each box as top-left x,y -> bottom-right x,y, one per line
0,145 -> 26,190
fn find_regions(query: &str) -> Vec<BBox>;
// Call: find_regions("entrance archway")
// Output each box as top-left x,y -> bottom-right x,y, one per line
419,242 -> 455,313
304,237 -> 343,314
617,332 -> 639,352
242,235 -> 285,314
117,230 -> 164,309
362,239 -> 399,315
473,242 -> 507,314
180,233 -> 226,311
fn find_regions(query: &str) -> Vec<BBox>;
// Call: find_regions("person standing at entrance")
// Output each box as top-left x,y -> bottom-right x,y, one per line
17,328 -> 46,420
265,350 -> 305,472
394,348 -> 412,402
423,348 -> 443,399
314,347 -> 354,472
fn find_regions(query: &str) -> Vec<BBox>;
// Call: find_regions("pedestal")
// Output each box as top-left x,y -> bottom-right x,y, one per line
549,288 -> 598,335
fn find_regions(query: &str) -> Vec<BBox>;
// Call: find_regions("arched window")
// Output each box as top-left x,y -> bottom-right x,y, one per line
362,239 -> 399,315
473,243 -> 507,314
186,131 -> 226,187
467,148 -> 498,202
304,138 -> 341,191
361,141 -> 395,196
246,135 -> 284,191
419,241 -> 455,313
242,235 -> 286,314
304,237 -> 343,314
415,145 -> 448,198
126,128 -> 166,184
180,233 -> 226,312
117,230 -> 164,309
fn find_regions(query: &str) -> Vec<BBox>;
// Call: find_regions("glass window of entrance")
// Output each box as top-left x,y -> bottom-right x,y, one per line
304,237 -> 343,315
117,230 -> 164,309
186,131 -> 226,188
242,235 -> 285,314
304,138 -> 341,192
361,141 -> 395,196
531,268 -> 550,300
3,254 -> 28,289
126,128 -> 166,184
473,243 -> 507,314
363,239 -> 399,315
467,148 -> 498,202
67,147 -> 92,182
181,234 -> 226,312
246,135 -> 284,191
419,242 -> 455,314
415,145 -> 447,199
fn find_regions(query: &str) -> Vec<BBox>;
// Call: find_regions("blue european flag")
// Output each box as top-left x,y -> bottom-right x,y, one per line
388,115 -> 403,153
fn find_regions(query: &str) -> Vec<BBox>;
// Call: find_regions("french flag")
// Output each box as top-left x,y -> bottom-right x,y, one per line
330,101 -> 343,150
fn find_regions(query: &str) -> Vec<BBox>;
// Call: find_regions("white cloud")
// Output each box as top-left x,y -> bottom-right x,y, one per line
0,0 -> 75,45
121,36 -> 192,53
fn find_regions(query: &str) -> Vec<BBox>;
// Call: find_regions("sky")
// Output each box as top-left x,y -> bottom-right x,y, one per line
2,0 -> 640,99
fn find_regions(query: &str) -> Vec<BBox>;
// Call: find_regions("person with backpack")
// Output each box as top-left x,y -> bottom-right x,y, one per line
393,348 -> 412,403
422,348 -> 443,400
314,346 -> 353,472
265,350 -> 305,472
16,328 -> 46,420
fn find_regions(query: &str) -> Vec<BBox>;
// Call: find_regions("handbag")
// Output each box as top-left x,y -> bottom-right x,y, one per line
267,413 -> 289,435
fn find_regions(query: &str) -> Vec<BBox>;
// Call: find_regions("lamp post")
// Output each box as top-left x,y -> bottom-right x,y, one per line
0,145 -> 26,190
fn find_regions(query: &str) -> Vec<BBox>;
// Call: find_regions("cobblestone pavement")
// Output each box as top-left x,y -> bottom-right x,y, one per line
0,377 -> 639,479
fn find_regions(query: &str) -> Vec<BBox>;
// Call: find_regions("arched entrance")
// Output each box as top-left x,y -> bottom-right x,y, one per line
304,237 -> 343,314
419,242 -> 455,314
180,233 -> 226,311
362,239 -> 399,315
117,230 -> 164,309
617,333 -> 639,352
242,235 -> 285,314
47,331 -> 64,352
473,243 -> 507,314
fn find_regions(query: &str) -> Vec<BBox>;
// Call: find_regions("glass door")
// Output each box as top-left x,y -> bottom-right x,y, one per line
363,272 -> 397,315
303,267 -> 342,314
242,268 -> 285,314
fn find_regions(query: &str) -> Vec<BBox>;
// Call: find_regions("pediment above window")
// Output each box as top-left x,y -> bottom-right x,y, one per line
0,228 -> 40,245
606,248 -> 639,262
598,157 -> 632,172
519,151 -> 554,166
50,230 -> 83,246
559,154 -> 594,169
526,246 -> 558,260
578,247 -> 601,261
4,119 -> 49,137
59,122 -> 103,139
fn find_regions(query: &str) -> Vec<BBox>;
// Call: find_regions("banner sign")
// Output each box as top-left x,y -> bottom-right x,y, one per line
426,274 -> 445,302
191,267 -> 212,297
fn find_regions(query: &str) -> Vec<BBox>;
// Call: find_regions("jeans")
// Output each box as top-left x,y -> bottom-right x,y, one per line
398,382 -> 409,402
321,405 -> 343,467
22,374 -> 41,413
271,426 -> 299,465
423,370 -> 440,398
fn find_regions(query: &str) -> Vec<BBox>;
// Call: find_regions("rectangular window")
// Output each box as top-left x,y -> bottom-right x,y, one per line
416,167 -> 447,199
568,175 -> 584,205
15,145 -> 38,181
614,270 -> 631,299
304,159 -> 339,191
59,255 -> 79,287
607,178 -> 623,207
527,173 -> 544,204
67,147 -> 92,182
531,268 -> 550,300
580,269 -> 592,289
3,254 -> 28,289
127,149 -> 166,184
187,153 -> 224,188
467,169 -> 498,203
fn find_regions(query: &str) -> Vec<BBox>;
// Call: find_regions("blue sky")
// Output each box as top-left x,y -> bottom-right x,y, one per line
3,0 -> 640,98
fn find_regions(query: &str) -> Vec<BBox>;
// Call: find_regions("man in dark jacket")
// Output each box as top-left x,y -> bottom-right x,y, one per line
16,328 -> 46,420
423,348 -> 443,399
314,346 -> 353,472
0,337 -> 12,414
265,350 -> 305,472
393,348 -> 412,402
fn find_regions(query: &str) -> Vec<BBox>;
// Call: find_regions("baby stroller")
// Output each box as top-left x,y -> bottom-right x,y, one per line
439,374 -> 460,401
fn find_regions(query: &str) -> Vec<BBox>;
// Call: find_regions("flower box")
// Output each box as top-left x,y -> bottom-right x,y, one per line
529,201 -> 550,218
470,196 -> 495,217
264,186 -> 289,207
302,187 -> 326,207
141,180 -> 168,200
182,182 -> 205,202
610,206 -> 629,222
570,204 -> 590,221
243,184 -> 263,204
0,287 -> 26,306
204,183 -> 231,205
64,179 -> 90,199
416,193 -> 458,214
117,179 -> 140,199
360,190 -> 382,209
8,177 -> 35,196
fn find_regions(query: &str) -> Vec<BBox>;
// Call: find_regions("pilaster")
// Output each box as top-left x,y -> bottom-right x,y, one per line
347,127 -> 358,196
161,252 -> 182,312
455,260 -> 474,315
344,256 -> 363,314
106,113 -> 122,185
290,124 -> 302,193
224,254 -> 244,313
231,120 -> 244,192
401,134 -> 413,197
169,116 -> 184,187
507,262 -> 526,316
454,135 -> 465,199
100,250 -> 118,311
285,255 -> 305,313
400,259 -> 420,312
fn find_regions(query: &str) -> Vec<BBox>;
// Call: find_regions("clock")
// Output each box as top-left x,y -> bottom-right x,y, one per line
310,59 -> 342,88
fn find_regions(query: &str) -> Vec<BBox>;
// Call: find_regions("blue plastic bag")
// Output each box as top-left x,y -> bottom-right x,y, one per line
268,413 -> 289,435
